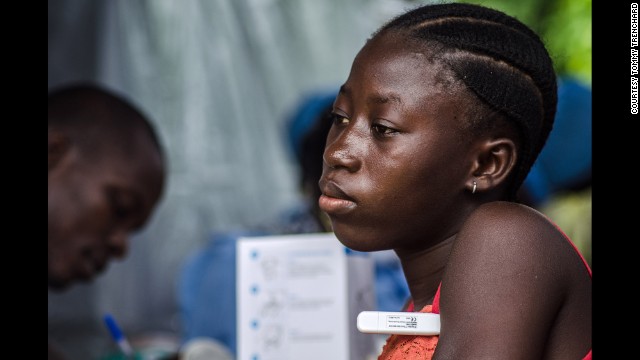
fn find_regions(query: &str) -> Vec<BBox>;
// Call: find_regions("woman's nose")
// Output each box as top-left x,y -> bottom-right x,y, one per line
323,124 -> 363,172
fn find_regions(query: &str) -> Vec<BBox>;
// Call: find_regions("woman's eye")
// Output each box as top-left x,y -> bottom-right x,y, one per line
372,124 -> 397,135
331,114 -> 349,125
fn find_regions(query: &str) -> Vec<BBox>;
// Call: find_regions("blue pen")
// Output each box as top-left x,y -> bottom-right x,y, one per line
103,313 -> 134,357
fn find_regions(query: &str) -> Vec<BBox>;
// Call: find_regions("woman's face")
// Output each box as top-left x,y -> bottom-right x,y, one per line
319,32 -> 477,252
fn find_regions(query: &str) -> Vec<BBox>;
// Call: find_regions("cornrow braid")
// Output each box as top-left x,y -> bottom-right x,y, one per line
377,3 -> 557,200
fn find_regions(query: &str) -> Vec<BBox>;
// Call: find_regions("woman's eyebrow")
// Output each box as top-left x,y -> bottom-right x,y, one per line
339,84 -> 402,107
368,93 -> 402,105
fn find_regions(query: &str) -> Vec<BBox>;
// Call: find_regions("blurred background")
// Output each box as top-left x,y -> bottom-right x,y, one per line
48,0 -> 591,359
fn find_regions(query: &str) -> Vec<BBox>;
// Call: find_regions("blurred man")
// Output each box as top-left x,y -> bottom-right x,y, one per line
48,83 -> 166,358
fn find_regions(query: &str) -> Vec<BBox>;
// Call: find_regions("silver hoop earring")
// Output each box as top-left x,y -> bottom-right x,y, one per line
472,181 -> 477,194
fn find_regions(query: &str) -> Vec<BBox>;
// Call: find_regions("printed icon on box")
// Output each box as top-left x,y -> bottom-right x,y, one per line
260,257 -> 279,280
262,324 -> 283,350
260,290 -> 286,317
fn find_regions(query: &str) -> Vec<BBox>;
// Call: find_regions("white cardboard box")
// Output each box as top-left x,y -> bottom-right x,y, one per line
236,233 -> 376,360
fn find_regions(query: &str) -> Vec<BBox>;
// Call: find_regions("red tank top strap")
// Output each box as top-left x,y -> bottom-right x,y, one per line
549,220 -> 592,277
432,283 -> 442,314
405,283 -> 441,313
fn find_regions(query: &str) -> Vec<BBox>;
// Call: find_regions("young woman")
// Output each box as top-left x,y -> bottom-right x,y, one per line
318,3 -> 591,359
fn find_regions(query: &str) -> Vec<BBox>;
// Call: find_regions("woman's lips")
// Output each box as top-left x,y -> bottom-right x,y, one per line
318,181 -> 357,215
319,194 -> 356,214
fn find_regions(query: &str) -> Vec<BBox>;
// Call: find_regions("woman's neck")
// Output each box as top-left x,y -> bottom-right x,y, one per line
396,234 -> 456,311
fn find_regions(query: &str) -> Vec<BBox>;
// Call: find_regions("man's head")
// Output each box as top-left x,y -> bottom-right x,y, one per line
48,83 -> 166,290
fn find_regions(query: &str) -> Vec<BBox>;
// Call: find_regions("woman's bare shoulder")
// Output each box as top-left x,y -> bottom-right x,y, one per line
455,200 -> 591,285
444,200 -> 586,304
435,202 -> 591,359
458,201 -> 563,248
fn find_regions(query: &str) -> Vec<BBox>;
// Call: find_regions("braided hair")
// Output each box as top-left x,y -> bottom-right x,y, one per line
374,3 -> 557,200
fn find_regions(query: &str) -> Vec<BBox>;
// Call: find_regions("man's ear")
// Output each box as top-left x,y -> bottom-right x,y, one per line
466,138 -> 517,193
48,130 -> 71,172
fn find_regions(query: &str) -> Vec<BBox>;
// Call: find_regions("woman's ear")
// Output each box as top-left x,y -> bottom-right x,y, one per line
466,138 -> 517,194
48,130 -> 71,172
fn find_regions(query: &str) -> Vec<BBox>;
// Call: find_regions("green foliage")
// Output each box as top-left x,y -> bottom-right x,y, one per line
457,0 -> 592,85
542,0 -> 592,85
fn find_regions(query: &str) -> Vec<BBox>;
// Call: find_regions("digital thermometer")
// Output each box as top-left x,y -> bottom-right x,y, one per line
357,311 -> 440,335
